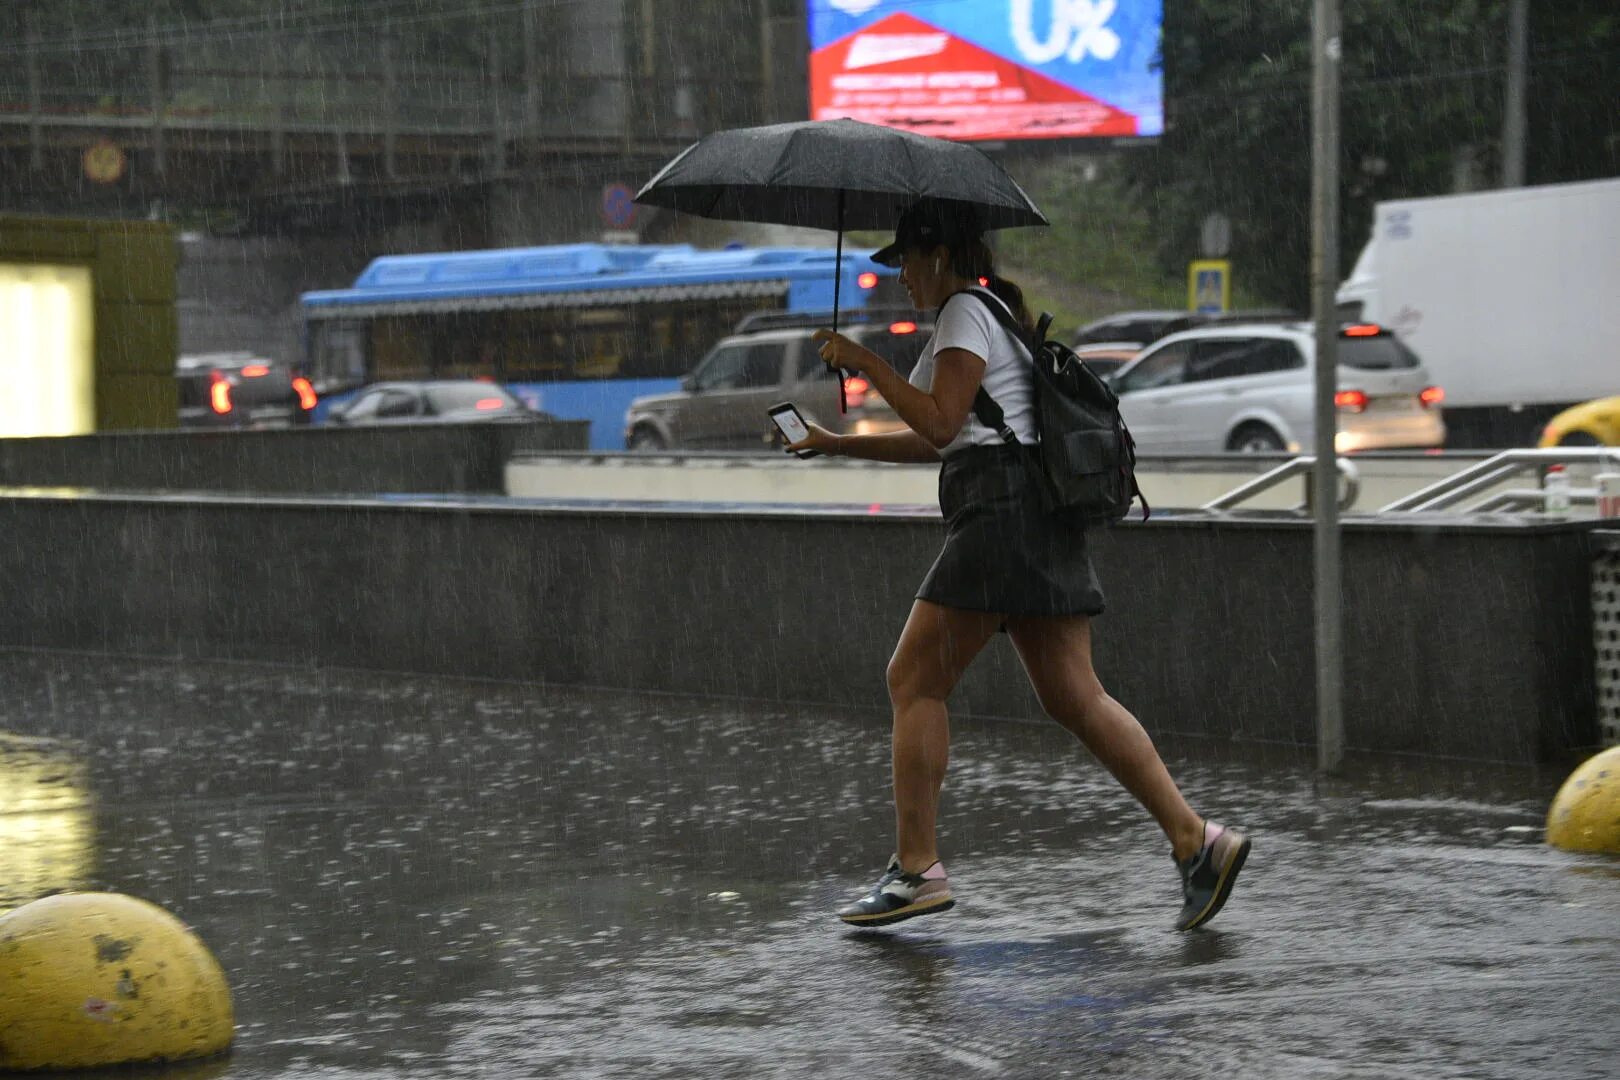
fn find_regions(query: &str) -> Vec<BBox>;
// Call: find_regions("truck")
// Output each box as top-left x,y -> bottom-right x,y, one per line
1336,177 -> 1620,448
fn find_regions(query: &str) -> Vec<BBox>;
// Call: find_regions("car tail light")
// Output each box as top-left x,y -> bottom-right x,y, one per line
1334,389 -> 1368,413
978,276 -> 990,287
209,371 -> 232,415
291,376 -> 317,411
857,272 -> 878,289
889,321 -> 917,334
240,363 -> 269,377
1419,385 -> 1444,407
1342,324 -> 1381,337
843,375 -> 871,410
474,397 -> 506,411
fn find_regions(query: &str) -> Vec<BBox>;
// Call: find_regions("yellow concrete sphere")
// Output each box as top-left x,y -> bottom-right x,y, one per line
1546,746 -> 1620,854
0,892 -> 234,1071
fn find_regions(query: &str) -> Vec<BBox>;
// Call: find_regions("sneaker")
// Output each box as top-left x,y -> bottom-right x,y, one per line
837,855 -> 954,927
1175,821 -> 1251,931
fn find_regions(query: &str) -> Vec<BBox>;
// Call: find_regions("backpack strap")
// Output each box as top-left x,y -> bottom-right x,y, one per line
954,289 -> 1060,508
955,288 -> 1036,446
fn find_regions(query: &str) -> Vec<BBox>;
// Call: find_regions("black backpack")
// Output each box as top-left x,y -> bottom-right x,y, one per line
962,289 -> 1148,524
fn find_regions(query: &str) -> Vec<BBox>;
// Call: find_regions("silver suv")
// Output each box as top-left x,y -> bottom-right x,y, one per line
1110,322 -> 1446,454
623,315 -> 931,452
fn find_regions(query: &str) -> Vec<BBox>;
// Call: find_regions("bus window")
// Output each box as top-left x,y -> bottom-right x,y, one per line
573,307 -> 630,379
371,316 -> 432,380
629,307 -> 676,378
504,308 -> 572,381
309,319 -> 367,390
433,310 -> 498,380
620,300 -> 751,380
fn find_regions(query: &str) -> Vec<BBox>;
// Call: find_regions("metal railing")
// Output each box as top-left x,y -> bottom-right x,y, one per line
1378,447 -> 1620,514
1200,455 -> 1360,513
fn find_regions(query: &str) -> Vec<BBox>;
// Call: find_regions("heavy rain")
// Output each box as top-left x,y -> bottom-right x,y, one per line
1,2 -> 1618,1077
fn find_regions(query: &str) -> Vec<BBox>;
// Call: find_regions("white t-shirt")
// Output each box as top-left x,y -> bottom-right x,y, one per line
907,288 -> 1037,455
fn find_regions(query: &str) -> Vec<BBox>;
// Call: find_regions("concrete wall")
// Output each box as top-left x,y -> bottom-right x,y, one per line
0,493 -> 1597,764
0,422 -> 587,496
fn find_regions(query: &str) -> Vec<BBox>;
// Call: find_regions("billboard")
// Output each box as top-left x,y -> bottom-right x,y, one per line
808,0 -> 1163,141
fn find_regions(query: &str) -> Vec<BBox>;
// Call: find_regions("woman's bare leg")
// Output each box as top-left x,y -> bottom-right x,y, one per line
1006,614 -> 1205,860
884,600 -> 1003,872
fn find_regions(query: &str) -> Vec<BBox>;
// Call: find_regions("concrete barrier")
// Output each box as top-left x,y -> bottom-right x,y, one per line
1545,746 -> 1620,853
505,450 -> 1526,513
0,490 -> 1600,764
0,892 -> 234,1071
0,421 -> 588,496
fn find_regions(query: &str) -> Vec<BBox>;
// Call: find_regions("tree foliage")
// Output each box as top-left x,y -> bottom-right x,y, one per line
1124,0 -> 1620,307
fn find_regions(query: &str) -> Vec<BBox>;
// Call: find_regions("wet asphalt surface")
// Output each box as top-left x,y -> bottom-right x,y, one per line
2,648 -> 1617,1079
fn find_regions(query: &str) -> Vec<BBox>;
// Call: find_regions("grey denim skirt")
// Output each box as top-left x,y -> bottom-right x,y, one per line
917,444 -> 1106,618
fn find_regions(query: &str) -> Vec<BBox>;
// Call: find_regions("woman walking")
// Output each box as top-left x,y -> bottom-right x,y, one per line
788,200 -> 1249,931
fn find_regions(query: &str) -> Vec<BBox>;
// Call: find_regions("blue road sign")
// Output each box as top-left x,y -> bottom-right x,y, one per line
602,183 -> 637,229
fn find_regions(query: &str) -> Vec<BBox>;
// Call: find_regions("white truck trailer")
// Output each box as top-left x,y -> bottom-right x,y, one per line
1336,177 -> 1620,447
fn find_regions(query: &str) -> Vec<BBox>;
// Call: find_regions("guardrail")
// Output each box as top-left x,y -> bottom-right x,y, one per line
1378,447 -> 1620,514
1199,455 -> 1361,513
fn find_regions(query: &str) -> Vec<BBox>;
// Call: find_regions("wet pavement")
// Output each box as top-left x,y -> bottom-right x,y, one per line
2,648 -> 1616,1079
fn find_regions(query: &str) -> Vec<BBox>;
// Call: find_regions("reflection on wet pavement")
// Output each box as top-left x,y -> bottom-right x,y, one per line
0,734 -> 94,909
2,649 -> 1615,1079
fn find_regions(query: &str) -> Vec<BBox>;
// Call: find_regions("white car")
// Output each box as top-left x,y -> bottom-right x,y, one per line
1108,322 -> 1446,454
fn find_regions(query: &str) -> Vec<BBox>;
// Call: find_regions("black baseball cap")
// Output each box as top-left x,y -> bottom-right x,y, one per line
871,200 -> 984,267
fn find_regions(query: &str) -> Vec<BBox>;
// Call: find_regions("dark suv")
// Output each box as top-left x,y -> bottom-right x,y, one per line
177,353 -> 317,429
622,309 -> 933,452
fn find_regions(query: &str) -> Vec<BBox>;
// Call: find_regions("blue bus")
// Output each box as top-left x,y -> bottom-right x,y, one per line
299,243 -> 903,448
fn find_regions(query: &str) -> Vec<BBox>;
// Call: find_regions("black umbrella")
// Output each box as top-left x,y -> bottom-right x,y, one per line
635,118 -> 1047,232
635,119 -> 1047,409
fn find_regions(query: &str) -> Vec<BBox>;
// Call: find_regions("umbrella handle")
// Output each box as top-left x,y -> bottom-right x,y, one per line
834,194 -> 846,414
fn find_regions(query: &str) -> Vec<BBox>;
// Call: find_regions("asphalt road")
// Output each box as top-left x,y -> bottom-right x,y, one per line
3,650 -> 1616,1079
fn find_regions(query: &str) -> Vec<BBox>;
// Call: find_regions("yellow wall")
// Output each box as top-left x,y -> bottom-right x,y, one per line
0,216 -> 177,431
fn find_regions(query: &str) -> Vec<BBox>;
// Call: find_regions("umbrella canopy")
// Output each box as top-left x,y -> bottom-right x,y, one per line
634,118 -> 1047,232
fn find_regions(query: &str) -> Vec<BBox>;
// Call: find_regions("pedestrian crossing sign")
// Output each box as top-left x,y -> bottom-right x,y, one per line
1188,260 -> 1231,315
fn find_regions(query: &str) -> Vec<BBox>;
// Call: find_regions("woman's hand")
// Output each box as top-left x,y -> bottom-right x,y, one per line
811,328 -> 869,373
785,420 -> 840,458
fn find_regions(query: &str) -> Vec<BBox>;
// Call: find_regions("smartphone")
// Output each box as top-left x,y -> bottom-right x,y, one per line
767,402 -> 820,458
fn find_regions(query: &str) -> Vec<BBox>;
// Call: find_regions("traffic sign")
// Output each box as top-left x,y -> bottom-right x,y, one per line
1188,259 -> 1231,314
1200,212 -> 1232,257
601,183 -> 637,230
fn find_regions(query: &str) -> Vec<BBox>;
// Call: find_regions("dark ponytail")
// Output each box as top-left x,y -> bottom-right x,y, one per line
950,237 -> 1032,332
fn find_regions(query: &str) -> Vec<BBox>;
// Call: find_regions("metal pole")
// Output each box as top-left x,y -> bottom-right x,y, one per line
148,14 -> 166,178
26,17 -> 43,172
1311,0 -> 1343,774
382,36 -> 398,180
523,2 -> 541,144
271,102 -> 287,178
486,23 -> 506,172
1501,0 -> 1528,188
758,2 -> 774,124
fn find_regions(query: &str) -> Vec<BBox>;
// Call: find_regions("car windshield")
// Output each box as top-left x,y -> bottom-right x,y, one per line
1338,335 -> 1419,370
424,384 -> 522,413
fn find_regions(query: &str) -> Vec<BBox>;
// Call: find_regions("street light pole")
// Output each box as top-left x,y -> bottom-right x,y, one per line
1312,0 -> 1344,774
1501,0 -> 1528,188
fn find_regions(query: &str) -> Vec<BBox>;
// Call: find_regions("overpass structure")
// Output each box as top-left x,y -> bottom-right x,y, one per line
0,3 -> 805,239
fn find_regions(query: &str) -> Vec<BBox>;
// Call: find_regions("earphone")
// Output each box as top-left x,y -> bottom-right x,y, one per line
933,257 -> 942,275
